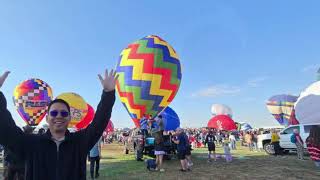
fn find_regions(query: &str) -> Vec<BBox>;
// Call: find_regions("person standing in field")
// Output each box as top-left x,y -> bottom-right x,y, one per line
89,137 -> 103,179
245,132 -> 253,151
291,129 -> 304,160
205,129 -> 216,162
271,129 -> 282,156
228,133 -> 236,150
172,128 -> 188,172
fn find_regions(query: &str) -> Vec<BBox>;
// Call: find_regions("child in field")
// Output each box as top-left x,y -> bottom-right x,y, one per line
223,142 -> 232,163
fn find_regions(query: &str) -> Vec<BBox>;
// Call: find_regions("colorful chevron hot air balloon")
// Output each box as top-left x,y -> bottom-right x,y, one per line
13,79 -> 53,126
115,35 -> 182,127
266,94 -> 298,126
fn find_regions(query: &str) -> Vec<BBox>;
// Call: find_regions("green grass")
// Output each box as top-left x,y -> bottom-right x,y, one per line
89,143 -> 320,180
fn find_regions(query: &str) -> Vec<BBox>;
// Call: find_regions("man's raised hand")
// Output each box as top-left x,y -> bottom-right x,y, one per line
98,69 -> 119,92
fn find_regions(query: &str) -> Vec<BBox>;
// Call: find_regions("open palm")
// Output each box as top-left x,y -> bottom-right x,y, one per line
98,69 -> 119,92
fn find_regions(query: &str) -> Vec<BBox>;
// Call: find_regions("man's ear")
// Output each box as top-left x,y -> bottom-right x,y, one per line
46,115 -> 49,123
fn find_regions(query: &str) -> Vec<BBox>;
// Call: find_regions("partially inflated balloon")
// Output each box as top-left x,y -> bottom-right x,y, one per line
160,107 -> 180,131
13,79 -> 53,126
294,81 -> 320,124
116,35 -> 182,127
56,93 -> 88,128
266,94 -> 298,126
105,120 -> 114,133
75,104 -> 95,130
207,115 -> 237,131
211,104 -> 233,117
289,109 -> 300,125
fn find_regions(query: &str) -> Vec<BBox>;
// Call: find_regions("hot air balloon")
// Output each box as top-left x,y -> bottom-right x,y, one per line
160,107 -> 180,131
56,93 -> 88,128
240,123 -> 253,131
115,35 -> 182,127
75,104 -> 95,130
294,81 -> 320,124
211,104 -> 233,117
13,79 -> 53,126
289,109 -> 300,125
105,120 -> 114,133
207,115 -> 237,131
266,94 -> 298,126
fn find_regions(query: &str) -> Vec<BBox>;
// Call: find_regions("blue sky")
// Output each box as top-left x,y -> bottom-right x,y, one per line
0,0 -> 320,128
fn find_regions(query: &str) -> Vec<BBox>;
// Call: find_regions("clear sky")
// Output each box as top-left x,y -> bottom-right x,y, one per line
1,0 -> 320,128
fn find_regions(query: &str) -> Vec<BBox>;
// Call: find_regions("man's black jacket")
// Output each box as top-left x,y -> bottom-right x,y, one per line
0,90 -> 115,180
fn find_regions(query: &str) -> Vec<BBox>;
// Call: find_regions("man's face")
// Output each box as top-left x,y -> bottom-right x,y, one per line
46,102 -> 71,133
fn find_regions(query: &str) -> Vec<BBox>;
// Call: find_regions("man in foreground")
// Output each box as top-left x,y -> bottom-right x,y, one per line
0,69 -> 118,180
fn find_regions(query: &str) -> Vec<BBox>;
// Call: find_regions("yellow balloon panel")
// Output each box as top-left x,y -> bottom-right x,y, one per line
56,92 -> 88,128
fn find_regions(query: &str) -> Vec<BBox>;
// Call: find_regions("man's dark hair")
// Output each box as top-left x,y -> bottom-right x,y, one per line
158,115 -> 162,118
47,99 -> 71,113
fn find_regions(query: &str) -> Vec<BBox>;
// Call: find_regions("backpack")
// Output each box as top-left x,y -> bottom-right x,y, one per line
290,134 -> 296,144
146,159 -> 157,170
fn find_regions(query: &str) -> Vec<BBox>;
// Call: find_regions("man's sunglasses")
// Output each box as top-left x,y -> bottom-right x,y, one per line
49,110 -> 69,118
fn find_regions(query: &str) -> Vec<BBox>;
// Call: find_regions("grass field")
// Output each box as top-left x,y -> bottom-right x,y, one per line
1,143 -> 319,180
92,143 -> 320,180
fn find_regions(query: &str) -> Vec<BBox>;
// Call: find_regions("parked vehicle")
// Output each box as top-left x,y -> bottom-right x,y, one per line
257,124 -> 320,154
257,133 -> 273,154
124,128 -> 176,161
279,124 -> 320,151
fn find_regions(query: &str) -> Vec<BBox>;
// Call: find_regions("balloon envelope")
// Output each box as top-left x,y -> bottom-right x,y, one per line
115,35 -> 182,127
295,81 -> 320,124
105,120 -> 114,133
240,123 -> 252,131
13,79 -> 53,126
207,115 -> 237,131
75,104 -> 95,130
211,104 -> 232,117
160,107 -> 180,131
289,109 -> 300,125
266,94 -> 298,126
56,93 -> 88,128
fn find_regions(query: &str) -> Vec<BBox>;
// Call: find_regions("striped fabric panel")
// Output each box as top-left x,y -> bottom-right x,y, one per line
307,146 -> 320,161
307,147 -> 320,153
